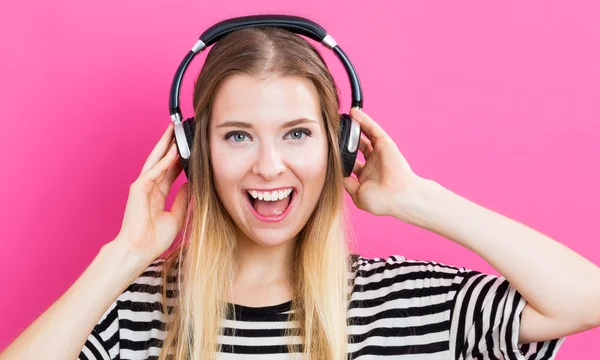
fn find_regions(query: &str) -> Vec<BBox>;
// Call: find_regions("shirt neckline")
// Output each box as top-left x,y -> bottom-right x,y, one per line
227,299 -> 293,317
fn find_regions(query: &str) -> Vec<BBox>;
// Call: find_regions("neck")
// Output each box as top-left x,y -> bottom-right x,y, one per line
232,231 -> 298,287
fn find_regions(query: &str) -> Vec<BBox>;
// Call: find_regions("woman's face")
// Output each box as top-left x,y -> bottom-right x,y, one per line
209,74 -> 329,247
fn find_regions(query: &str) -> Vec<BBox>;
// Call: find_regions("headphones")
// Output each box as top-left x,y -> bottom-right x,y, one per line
169,14 -> 363,180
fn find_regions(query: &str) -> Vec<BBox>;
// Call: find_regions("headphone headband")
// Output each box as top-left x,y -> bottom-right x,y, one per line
200,14 -> 330,46
168,14 -> 363,121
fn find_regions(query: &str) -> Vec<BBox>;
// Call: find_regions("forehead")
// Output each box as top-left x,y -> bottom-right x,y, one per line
211,74 -> 322,126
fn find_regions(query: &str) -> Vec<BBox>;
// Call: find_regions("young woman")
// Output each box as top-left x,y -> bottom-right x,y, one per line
3,26 -> 599,360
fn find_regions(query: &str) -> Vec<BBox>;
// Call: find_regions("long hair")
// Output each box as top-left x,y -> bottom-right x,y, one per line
156,26 -> 357,360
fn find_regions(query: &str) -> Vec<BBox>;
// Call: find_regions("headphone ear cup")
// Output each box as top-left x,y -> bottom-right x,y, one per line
338,113 -> 359,177
180,117 -> 196,181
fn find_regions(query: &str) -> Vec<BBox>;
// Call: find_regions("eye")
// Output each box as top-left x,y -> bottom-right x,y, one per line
285,128 -> 312,140
224,131 -> 251,143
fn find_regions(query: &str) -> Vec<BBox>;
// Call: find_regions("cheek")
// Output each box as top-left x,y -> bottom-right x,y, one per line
210,140 -> 251,194
286,140 -> 329,185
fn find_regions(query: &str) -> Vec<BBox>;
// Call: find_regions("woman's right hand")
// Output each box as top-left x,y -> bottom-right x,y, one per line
112,123 -> 190,266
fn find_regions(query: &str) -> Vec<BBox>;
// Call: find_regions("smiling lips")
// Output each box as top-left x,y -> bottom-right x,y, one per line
244,187 -> 296,223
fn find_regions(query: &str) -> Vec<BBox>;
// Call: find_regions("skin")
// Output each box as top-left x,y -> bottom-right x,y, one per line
209,74 -> 328,304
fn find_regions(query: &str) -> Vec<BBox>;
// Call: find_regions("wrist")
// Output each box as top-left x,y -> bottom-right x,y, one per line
393,176 -> 450,229
100,239 -> 154,282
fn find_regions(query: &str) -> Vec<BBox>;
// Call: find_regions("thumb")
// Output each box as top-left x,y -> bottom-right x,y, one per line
343,176 -> 360,202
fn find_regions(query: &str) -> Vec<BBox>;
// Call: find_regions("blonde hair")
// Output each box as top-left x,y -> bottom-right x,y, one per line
156,27 -> 358,360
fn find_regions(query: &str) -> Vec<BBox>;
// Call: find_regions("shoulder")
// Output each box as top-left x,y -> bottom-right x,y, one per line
120,257 -> 178,304
350,253 -> 470,280
107,256 -> 180,324
82,257 -> 176,358
345,254 -> 475,344
116,258 -> 177,335
348,253 -> 481,303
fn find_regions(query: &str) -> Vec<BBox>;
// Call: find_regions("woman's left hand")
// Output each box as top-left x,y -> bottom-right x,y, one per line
343,108 -> 430,222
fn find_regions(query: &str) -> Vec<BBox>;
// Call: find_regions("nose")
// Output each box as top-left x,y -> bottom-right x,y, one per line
252,141 -> 286,180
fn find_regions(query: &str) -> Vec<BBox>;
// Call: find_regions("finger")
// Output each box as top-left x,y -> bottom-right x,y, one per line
157,153 -> 184,197
343,176 -> 360,202
358,135 -> 373,160
350,108 -> 387,143
140,123 -> 175,175
352,159 -> 364,177
143,142 -> 179,183
146,144 -> 179,215
149,153 -> 181,220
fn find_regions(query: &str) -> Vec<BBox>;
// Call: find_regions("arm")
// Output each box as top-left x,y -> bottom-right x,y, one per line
402,178 -> 600,344
0,240 -> 150,360
343,107 -> 599,345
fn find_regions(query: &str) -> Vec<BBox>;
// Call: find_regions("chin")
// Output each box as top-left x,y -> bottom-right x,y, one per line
242,227 -> 299,248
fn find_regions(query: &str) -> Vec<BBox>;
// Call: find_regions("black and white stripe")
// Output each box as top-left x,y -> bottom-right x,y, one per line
78,255 -> 564,360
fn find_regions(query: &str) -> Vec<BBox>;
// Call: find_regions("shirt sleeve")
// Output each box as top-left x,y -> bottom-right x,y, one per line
449,268 -> 566,360
77,298 -> 120,360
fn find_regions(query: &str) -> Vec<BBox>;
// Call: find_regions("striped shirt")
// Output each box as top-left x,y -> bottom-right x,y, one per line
78,254 -> 564,360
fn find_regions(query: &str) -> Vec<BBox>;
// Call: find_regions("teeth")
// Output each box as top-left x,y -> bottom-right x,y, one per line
248,188 -> 293,201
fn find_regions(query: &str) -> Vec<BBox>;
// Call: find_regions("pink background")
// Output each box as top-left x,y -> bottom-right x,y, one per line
1,1 -> 599,357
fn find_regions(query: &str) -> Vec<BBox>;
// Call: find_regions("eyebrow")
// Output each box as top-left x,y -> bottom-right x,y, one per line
215,118 -> 318,129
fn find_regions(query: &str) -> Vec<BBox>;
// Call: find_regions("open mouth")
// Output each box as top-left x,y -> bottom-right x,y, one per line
244,188 -> 296,223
